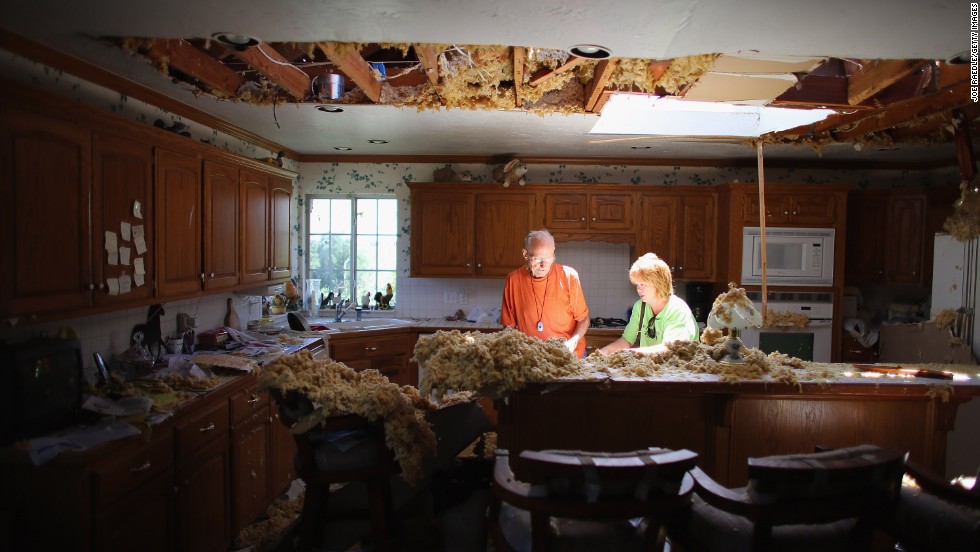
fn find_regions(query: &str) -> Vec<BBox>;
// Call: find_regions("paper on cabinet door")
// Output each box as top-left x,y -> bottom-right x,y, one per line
132,225 -> 147,255
119,246 -> 131,266
120,221 -> 131,241
105,231 -> 118,265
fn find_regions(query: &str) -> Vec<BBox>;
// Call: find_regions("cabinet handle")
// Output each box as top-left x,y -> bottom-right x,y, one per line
199,421 -> 216,433
247,395 -> 260,404
581,217 -> 586,221
89,283 -> 95,290
131,460 -> 151,473
591,217 -> 596,221
210,272 -> 215,278
678,266 -> 683,271
783,210 -> 789,215
477,263 -> 482,268
199,273 -> 205,281
365,346 -> 378,351
792,211 -> 798,215
465,263 -> 471,267
99,283 -> 104,290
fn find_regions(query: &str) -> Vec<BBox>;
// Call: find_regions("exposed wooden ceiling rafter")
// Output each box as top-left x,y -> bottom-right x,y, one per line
228,43 -> 311,100
833,81 -> 970,140
316,41 -> 382,103
513,46 -> 526,107
585,58 -> 619,112
528,55 -> 586,87
144,39 -> 245,97
415,43 -> 441,87
846,59 -> 928,105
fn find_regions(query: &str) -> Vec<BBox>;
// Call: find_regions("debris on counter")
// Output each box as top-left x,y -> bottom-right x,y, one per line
445,309 -> 466,321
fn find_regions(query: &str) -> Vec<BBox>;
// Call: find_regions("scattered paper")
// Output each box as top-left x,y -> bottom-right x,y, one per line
28,419 -> 141,466
133,225 -> 147,255
82,395 -> 153,416
121,221 -> 131,241
134,257 -> 145,275
119,246 -> 131,266
107,278 -> 119,296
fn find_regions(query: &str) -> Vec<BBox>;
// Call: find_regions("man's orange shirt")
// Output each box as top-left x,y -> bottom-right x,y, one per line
500,263 -> 589,357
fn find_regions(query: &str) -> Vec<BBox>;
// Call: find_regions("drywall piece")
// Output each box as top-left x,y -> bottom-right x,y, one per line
684,54 -> 825,103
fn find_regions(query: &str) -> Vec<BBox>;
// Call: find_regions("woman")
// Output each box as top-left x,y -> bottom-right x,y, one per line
598,253 -> 699,355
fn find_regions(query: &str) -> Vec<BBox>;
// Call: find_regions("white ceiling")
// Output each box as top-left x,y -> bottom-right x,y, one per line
2,0 -> 970,164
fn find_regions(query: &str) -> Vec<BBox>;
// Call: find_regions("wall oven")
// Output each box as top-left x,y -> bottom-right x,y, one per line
739,292 -> 834,363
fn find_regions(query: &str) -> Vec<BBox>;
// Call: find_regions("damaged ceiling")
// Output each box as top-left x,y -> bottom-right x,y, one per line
0,0 -> 974,166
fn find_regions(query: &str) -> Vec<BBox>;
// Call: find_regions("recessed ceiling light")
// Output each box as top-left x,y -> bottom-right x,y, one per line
211,32 -> 260,51
946,50 -> 970,65
316,105 -> 344,113
333,146 -> 352,151
367,139 -> 389,144
630,146 -> 651,150
567,44 -> 612,60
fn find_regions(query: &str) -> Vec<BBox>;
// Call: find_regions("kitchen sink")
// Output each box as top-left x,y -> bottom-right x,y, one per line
323,318 -> 416,330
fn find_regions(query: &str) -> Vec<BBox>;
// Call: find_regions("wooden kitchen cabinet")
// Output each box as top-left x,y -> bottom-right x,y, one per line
409,184 -> 536,277
241,169 -> 272,284
203,160 -> 240,290
270,176 -> 293,281
0,107 -> 93,319
544,192 -> 634,230
269,400 -> 298,495
229,384 -> 272,535
741,191 -> 838,226
156,147 -> 204,297
637,191 -> 716,281
176,435 -> 230,552
328,330 -> 418,385
846,190 -> 926,286
92,131 -> 156,307
95,470 -> 175,552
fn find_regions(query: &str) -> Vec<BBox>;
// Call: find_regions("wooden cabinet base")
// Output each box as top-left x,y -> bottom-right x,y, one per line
497,380 -> 978,486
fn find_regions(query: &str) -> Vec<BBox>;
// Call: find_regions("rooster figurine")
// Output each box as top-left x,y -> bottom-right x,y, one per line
380,283 -> 394,309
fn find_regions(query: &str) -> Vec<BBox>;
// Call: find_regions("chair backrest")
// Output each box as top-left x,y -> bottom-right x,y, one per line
497,447 -> 698,520
744,444 -> 907,525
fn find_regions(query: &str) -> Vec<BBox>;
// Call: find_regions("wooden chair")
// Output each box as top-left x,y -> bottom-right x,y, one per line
270,390 -> 400,552
669,444 -> 907,552
490,447 -> 699,551
885,459 -> 980,551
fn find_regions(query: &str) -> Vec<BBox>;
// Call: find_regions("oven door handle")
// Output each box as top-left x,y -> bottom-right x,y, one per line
807,319 -> 833,327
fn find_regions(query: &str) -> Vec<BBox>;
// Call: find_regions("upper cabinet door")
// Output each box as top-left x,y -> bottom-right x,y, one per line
410,191 -> 474,276
0,108 -> 93,318
92,132 -> 155,307
637,195 -> 679,269
203,161 -> 240,290
678,194 -> 715,280
240,170 -> 271,284
589,194 -> 634,230
269,176 -> 292,281
544,193 -> 588,230
475,192 -> 536,276
155,148 -> 203,297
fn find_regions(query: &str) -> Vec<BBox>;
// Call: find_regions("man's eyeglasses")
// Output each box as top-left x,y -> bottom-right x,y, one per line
528,257 -> 555,264
646,316 -> 657,339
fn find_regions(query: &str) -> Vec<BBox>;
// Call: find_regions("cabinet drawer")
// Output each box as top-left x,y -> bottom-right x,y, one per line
230,383 -> 268,426
93,431 -> 174,508
175,400 -> 230,460
330,334 -> 412,361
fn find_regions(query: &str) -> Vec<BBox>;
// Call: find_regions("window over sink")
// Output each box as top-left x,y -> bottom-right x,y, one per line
306,195 -> 397,307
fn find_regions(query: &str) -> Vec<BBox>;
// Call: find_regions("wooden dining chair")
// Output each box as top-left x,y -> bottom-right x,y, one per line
885,459 -> 980,551
490,447 -> 699,552
270,390 -> 400,552
669,444 -> 907,552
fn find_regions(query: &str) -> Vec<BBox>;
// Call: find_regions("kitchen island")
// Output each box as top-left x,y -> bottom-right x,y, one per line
494,369 -> 980,486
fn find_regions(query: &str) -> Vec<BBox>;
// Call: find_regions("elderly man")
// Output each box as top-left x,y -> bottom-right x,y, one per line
500,230 -> 590,357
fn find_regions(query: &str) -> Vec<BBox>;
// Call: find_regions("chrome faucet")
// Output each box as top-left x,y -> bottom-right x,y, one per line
334,299 -> 356,322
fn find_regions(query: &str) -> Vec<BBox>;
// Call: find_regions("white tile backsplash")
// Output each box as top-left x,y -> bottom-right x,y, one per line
396,241 -> 641,320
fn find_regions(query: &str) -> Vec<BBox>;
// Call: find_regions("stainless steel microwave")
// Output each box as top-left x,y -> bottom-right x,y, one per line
741,227 -> 835,286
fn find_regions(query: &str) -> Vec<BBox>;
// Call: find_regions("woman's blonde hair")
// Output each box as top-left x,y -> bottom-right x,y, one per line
629,253 -> 673,298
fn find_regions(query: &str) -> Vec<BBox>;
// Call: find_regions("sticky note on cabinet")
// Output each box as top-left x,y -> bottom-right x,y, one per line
121,221 -> 131,241
134,274 -> 145,287
119,274 -> 132,294
119,246 -> 131,266
134,257 -> 145,275
107,278 -> 119,296
132,225 -> 147,255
